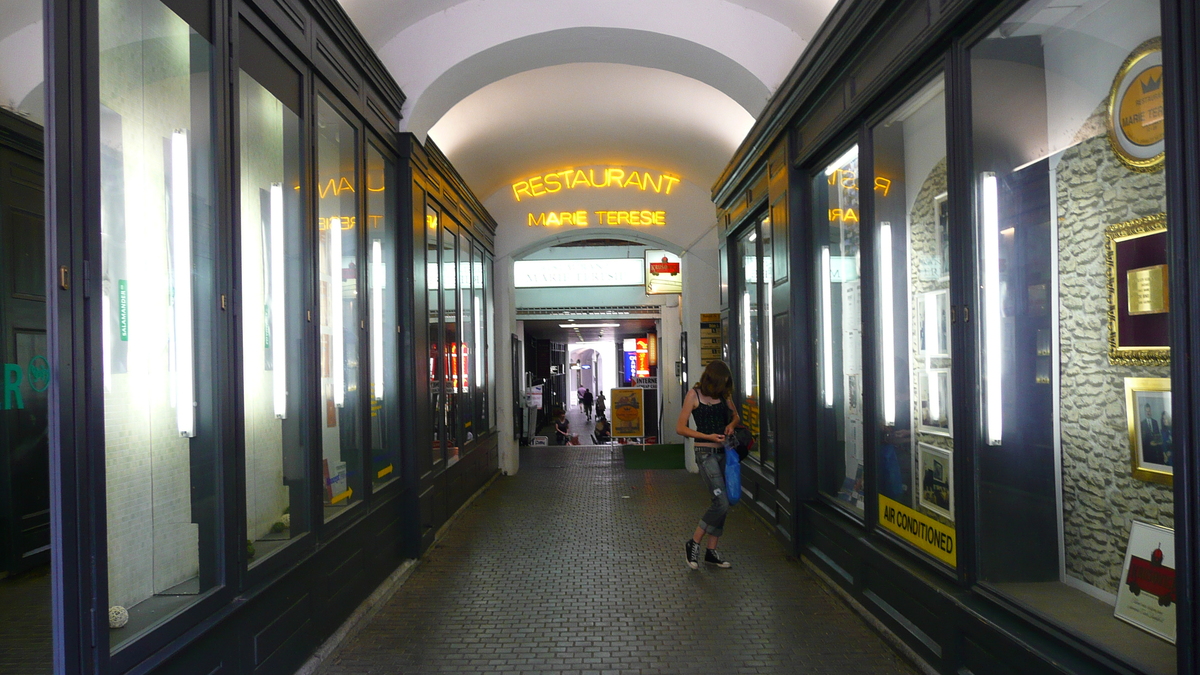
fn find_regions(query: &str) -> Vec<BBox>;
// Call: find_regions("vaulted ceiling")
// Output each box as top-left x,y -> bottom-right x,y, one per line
339,0 -> 837,202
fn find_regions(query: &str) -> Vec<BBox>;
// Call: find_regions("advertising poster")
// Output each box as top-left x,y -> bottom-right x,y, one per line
610,387 -> 644,437
645,250 -> 682,294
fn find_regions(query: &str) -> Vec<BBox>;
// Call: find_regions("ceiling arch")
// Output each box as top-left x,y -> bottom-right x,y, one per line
406,26 -> 770,140
428,63 -> 755,199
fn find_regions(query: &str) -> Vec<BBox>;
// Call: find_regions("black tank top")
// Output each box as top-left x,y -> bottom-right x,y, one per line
691,390 -> 729,435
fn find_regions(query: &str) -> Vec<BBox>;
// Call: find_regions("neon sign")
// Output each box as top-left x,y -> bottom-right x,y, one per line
512,167 -> 681,202
527,210 -> 667,227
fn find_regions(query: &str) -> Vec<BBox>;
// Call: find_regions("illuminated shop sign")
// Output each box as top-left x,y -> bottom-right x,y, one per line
645,250 -> 682,295
514,258 -> 644,288
527,210 -> 667,227
512,167 -> 680,202
825,170 -> 892,223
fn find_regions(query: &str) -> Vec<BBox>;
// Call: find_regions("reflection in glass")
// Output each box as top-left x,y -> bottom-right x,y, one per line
736,220 -> 771,463
485,254 -> 496,431
367,145 -> 400,488
458,233 -> 474,444
872,75 -> 954,548
473,245 -> 486,434
239,71 -> 308,564
99,0 -> 219,648
972,2 -> 1173,670
441,226 -> 459,462
426,206 -> 442,466
317,97 -> 361,520
814,146 -> 864,515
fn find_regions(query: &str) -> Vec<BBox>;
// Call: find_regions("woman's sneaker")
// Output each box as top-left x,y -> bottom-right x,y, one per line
704,548 -> 732,568
684,540 -> 700,569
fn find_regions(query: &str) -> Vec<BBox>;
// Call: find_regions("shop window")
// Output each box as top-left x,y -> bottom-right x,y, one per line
972,1 -> 1173,669
735,214 -> 774,466
813,146 -> 864,515
99,0 -> 220,649
485,253 -> 496,431
872,75 -> 956,566
441,223 -> 459,463
457,232 -> 474,445
238,69 -> 308,564
316,96 -> 361,520
472,244 -> 487,434
426,205 -> 442,467
367,143 -> 400,488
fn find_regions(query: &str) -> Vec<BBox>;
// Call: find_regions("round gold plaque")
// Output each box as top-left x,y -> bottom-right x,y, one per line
1107,38 -> 1165,172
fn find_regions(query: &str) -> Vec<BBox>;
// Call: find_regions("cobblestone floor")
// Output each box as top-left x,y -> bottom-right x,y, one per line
319,445 -> 920,675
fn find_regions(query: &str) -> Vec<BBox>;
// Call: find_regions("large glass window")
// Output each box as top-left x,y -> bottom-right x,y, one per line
317,96 -> 361,520
441,223 -> 460,462
367,144 -> 400,489
458,232 -> 474,444
485,254 -> 496,431
238,69 -> 308,564
472,245 -> 486,435
972,1 -> 1172,670
814,146 -> 864,515
99,0 -> 220,649
426,205 -> 442,467
872,75 -> 955,565
735,215 -> 774,466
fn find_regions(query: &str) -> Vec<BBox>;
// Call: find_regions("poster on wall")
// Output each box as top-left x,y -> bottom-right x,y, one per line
1125,377 -> 1172,485
1106,213 -> 1168,366
917,369 -> 952,436
1114,521 -> 1176,644
610,387 -> 644,437
699,313 -> 723,366
917,443 -> 953,520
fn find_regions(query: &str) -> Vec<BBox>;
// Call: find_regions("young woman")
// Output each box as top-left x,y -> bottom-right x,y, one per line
675,360 -> 739,569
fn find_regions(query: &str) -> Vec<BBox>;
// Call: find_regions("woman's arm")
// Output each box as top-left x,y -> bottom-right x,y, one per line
723,398 -> 741,436
676,390 -> 724,442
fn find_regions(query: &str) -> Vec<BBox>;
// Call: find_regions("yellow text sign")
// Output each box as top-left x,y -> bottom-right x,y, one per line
512,167 -> 680,201
878,494 -> 956,567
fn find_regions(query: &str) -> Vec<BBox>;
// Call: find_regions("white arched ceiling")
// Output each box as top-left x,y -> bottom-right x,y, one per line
0,2 -> 44,119
340,0 -> 833,134
429,63 -> 755,200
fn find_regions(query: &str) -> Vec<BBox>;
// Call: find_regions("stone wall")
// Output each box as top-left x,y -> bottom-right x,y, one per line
1057,109 -> 1171,594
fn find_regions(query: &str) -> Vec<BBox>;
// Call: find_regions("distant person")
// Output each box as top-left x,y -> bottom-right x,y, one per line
554,409 -> 570,446
675,360 -> 739,570
577,384 -> 586,408
595,392 -> 606,420
591,418 -> 611,445
582,388 -> 594,421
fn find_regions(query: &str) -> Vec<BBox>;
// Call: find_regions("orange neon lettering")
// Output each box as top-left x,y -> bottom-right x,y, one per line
528,176 -> 546,197
319,178 -> 338,199
367,215 -> 382,228
624,172 -> 644,190
640,210 -> 654,224
338,177 -> 355,194
588,169 -> 600,187
575,210 -> 589,226
606,168 -> 625,188
829,209 -> 843,222
528,213 -> 546,227
662,176 -> 680,194
840,171 -> 856,190
844,208 -> 859,223
874,177 -> 891,197
544,173 -> 562,193
643,172 -> 662,192
558,170 -> 573,188
573,170 -> 592,188
654,211 -> 666,225
617,211 -> 630,225
561,211 -> 574,225
513,181 -> 532,201
546,212 -> 561,226
594,211 -> 607,223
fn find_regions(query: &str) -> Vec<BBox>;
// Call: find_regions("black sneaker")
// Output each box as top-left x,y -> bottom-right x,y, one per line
685,540 -> 700,570
704,549 -> 732,568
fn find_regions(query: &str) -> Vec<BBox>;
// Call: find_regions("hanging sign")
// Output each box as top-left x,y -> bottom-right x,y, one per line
645,250 -> 682,294
699,313 -> 722,366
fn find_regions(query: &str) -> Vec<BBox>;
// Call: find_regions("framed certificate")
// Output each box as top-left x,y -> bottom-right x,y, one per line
1106,213 -> 1168,366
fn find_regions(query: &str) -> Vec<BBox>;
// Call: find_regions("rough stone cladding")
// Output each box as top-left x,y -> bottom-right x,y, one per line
1058,106 -> 1171,594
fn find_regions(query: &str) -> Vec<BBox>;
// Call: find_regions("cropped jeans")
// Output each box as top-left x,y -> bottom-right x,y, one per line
695,447 -> 730,537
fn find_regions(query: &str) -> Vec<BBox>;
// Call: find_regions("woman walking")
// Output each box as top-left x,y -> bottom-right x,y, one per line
675,360 -> 739,569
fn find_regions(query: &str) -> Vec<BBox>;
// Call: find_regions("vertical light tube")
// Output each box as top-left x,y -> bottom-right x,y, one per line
879,223 -> 895,424
821,246 -> 833,408
172,129 -> 195,438
330,217 -> 345,407
271,183 -> 287,418
371,238 -> 384,400
742,290 -> 752,393
982,172 -> 1003,444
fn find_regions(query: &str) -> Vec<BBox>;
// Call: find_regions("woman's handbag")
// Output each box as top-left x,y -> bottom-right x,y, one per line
729,426 -> 755,462
724,439 -> 742,505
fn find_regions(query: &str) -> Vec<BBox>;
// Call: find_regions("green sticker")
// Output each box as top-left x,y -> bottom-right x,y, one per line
118,279 -> 129,341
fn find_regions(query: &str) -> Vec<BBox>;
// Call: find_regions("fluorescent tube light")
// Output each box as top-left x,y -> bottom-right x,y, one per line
271,183 -> 287,419
982,172 -> 1003,445
372,238 -> 384,400
330,217 -> 344,407
825,146 -> 858,175
558,323 -> 620,328
742,290 -> 752,392
880,223 -> 895,424
172,129 -> 195,438
821,246 -> 833,408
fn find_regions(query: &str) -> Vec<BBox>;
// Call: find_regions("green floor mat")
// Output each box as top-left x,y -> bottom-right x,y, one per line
621,444 -> 685,469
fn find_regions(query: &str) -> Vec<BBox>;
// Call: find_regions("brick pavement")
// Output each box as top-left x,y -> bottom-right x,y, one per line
318,445 -> 920,674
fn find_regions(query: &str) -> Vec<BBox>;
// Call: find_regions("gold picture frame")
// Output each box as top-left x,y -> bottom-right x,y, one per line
1106,213 -> 1169,366
1106,37 -> 1164,172
1125,377 -> 1172,486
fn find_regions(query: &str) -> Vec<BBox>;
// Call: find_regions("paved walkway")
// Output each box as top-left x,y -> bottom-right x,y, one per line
318,446 -> 920,675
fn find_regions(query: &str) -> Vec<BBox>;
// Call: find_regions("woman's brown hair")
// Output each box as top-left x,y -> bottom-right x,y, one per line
696,360 -> 733,400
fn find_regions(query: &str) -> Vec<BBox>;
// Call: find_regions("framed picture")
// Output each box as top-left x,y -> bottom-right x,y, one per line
917,369 -> 952,436
934,192 -> 949,279
1125,377 -> 1172,485
1106,213 -> 1168,366
919,290 -> 951,358
917,443 -> 953,519
1114,521 -> 1176,643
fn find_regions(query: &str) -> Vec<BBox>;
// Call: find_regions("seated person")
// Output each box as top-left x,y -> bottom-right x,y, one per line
591,419 -> 611,444
553,410 -> 570,445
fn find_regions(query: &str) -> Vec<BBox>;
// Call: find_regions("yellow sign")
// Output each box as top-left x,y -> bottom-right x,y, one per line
513,167 -> 680,201
610,387 -> 644,437
527,210 -> 666,227
1128,264 -> 1169,315
878,494 -> 957,567
1107,38 -> 1164,171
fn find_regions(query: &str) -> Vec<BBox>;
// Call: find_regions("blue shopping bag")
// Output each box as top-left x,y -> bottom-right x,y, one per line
724,444 -> 741,505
